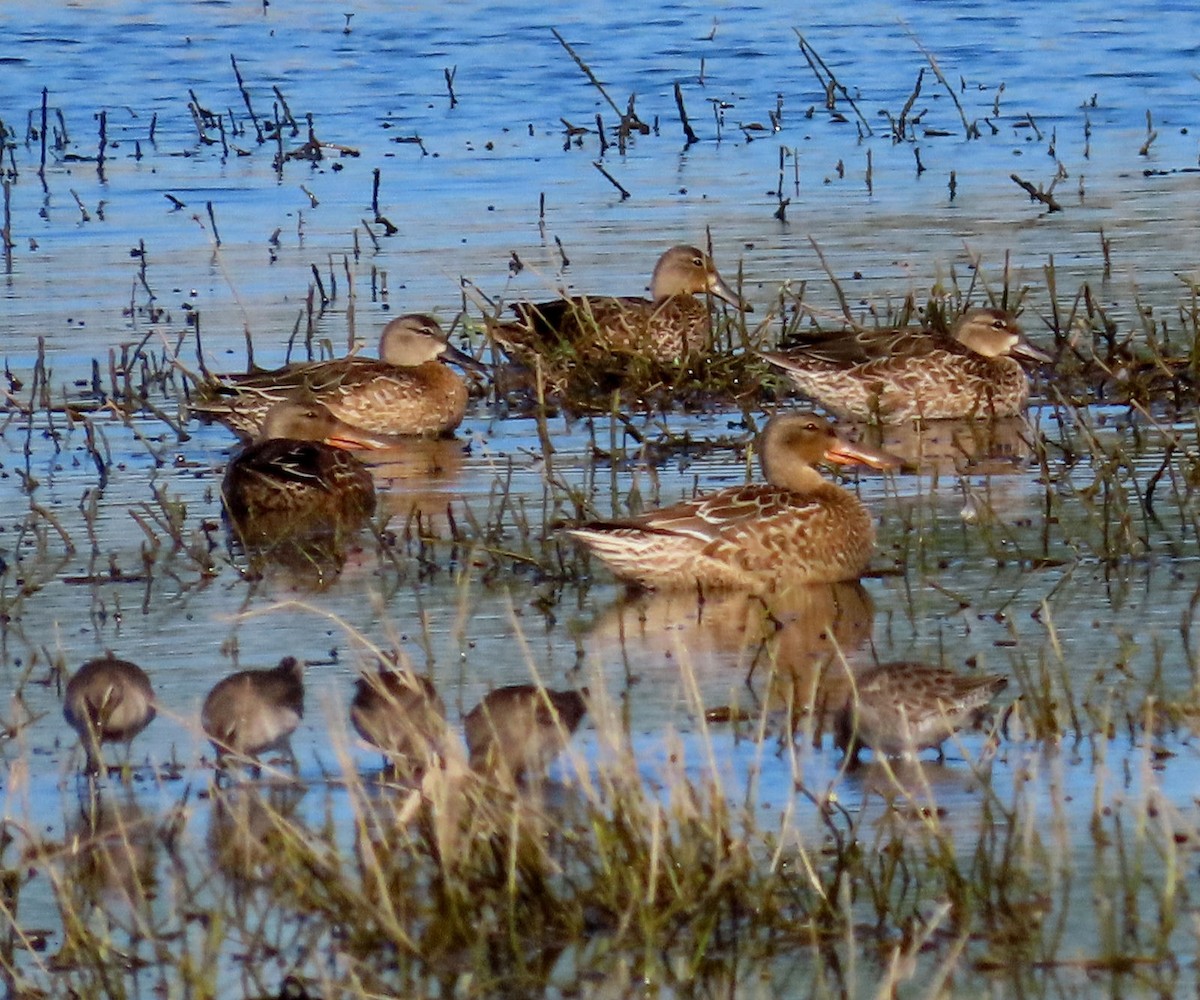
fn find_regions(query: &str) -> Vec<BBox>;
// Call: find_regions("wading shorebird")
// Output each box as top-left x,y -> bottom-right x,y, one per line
63,654 -> 156,775
349,664 -> 447,779
463,685 -> 588,784
201,656 -> 305,774
835,661 -> 1009,764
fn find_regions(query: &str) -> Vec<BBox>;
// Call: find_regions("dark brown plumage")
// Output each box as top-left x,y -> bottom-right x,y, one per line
349,666 -> 446,778
201,656 -> 305,770
835,662 -> 1009,763
463,685 -> 588,783
63,654 -> 156,775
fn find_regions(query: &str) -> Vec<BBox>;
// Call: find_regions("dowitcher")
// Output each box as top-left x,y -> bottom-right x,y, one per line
463,684 -> 588,783
63,654 -> 156,775
835,661 -> 1008,763
349,664 -> 446,778
201,656 -> 305,772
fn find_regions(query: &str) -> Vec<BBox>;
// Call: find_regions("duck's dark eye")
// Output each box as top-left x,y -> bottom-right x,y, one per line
692,256 -> 704,268
805,421 -> 819,432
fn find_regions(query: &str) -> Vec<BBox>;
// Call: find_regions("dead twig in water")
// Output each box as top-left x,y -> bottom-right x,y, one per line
793,33 -> 873,136
674,82 -> 698,145
807,237 -> 853,323
552,29 -> 624,121
906,31 -> 976,138
592,161 -> 629,200
1011,173 -> 1062,212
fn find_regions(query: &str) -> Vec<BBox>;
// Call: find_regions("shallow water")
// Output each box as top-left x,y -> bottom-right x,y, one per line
2,0 -> 1200,995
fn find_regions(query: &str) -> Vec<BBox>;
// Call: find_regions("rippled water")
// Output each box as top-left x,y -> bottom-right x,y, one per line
2,0 -> 1200,995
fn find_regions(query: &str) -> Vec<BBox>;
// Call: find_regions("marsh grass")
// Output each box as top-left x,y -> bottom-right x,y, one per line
3,258 -> 1200,997
3,629 -> 1197,998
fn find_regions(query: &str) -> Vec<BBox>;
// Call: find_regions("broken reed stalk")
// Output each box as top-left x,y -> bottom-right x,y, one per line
230,54 -> 264,144
2,181 -> 13,253
807,236 -> 854,323
674,82 -> 698,145
793,32 -> 873,135
96,109 -> 106,180
1010,173 -> 1062,212
444,66 -> 458,108
206,201 -> 221,244
897,67 -> 924,141
551,28 -> 624,120
908,32 -> 975,138
272,85 -> 298,135
39,88 -> 47,177
592,161 -> 630,200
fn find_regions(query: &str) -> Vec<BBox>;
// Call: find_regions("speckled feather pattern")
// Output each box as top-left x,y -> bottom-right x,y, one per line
193,314 -> 473,439
763,309 -> 1044,423
490,245 -> 746,367
566,412 -> 896,593
835,662 -> 1008,759
202,657 -> 305,760
568,482 -> 876,591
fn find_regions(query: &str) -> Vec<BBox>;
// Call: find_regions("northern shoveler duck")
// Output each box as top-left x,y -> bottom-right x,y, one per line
221,399 -> 381,547
490,244 -> 751,367
761,307 -> 1051,423
202,656 -> 305,771
194,313 -> 482,439
835,662 -> 1008,764
463,685 -> 588,784
63,654 -> 156,774
566,412 -> 899,592
349,664 -> 447,778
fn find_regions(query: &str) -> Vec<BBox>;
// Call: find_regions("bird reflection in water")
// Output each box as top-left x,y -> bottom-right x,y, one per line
588,581 -> 876,746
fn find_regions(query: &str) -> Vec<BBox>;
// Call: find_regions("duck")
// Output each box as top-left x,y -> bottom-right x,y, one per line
194,313 -> 483,440
565,412 -> 899,592
834,662 -> 1008,764
349,663 -> 447,778
490,244 -> 750,368
63,654 -> 156,775
201,656 -> 305,772
221,399 -> 381,547
463,685 -> 588,784
760,307 -> 1051,423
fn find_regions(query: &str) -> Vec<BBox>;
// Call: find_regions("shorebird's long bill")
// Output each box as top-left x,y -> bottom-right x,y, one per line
824,438 -> 902,471
709,272 -> 753,313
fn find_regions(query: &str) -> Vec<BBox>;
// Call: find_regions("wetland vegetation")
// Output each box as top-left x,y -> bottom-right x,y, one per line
2,1 -> 1200,997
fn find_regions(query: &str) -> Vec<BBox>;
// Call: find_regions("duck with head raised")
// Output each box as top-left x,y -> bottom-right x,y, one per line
194,313 -> 483,440
566,412 -> 898,592
491,244 -> 750,369
761,307 -> 1051,423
